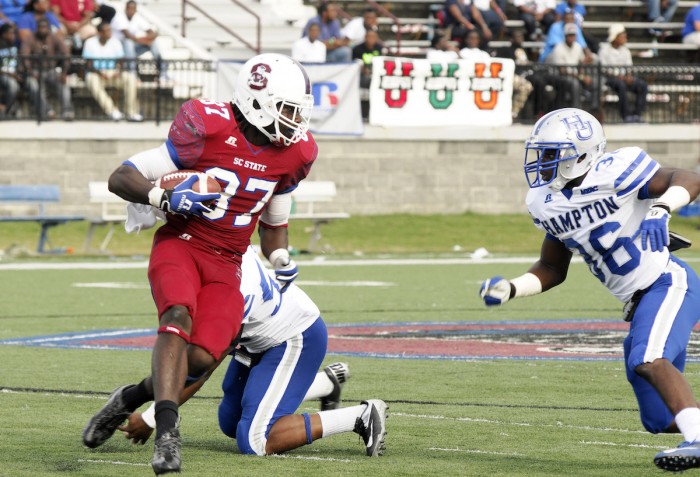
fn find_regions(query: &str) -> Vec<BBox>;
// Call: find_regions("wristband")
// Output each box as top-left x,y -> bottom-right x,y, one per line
656,185 -> 691,212
142,403 -> 156,429
148,187 -> 165,208
511,272 -> 543,298
268,248 -> 290,269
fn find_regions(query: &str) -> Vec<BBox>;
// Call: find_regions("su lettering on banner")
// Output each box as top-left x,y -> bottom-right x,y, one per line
369,56 -> 515,127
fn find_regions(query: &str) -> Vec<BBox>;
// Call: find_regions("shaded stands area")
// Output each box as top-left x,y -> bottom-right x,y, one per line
329,0 -> 699,63
4,57 -> 217,123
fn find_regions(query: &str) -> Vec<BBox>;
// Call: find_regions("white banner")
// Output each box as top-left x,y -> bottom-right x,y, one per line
217,61 -> 363,137
369,56 -> 515,127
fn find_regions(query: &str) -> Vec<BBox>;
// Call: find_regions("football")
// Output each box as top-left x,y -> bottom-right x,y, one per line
155,170 -> 222,195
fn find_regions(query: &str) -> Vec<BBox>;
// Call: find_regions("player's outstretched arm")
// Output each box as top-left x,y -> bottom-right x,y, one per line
640,168 -> 700,252
480,237 -> 572,306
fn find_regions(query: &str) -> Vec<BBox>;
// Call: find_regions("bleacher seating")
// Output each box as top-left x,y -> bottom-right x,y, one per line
330,0 -> 699,63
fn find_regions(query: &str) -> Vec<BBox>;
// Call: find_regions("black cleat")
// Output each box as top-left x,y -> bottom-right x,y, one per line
151,428 -> 182,475
353,399 -> 388,457
82,384 -> 132,448
320,362 -> 350,411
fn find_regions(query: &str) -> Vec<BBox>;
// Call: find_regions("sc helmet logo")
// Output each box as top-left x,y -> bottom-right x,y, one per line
248,63 -> 271,91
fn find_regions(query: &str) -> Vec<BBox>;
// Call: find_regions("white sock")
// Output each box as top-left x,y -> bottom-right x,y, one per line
676,407 -> 700,443
318,404 -> 367,438
303,372 -> 334,402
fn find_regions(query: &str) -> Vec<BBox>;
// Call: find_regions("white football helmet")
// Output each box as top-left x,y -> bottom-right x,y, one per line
234,53 -> 314,147
524,108 -> 606,191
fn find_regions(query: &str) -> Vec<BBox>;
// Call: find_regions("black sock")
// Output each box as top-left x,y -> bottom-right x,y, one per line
121,379 -> 154,411
155,400 -> 179,439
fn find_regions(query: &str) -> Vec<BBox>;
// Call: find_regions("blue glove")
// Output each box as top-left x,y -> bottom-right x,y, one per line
479,276 -> 512,306
161,175 -> 220,217
640,205 -> 670,252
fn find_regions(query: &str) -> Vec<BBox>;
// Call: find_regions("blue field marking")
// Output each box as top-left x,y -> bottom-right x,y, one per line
4,318 -> 694,362
0,328 -> 155,350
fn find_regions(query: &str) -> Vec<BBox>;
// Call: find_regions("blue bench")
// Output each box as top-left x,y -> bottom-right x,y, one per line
0,185 -> 86,253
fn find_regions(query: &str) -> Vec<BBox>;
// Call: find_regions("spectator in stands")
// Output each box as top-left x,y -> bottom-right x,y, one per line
50,0 -> 96,50
493,29 -> 538,121
352,28 -> 383,120
82,21 -> 142,122
302,2 -> 351,63
473,0 -> 507,41
0,0 -> 27,26
539,11 -> 592,62
682,2 -> 700,45
513,0 -> 556,40
0,22 -> 19,118
554,0 -> 598,52
545,22 -> 592,109
647,0 -> 679,37
93,0 -> 114,25
292,21 -> 326,63
459,28 -> 491,60
426,32 -> 460,60
19,17 -> 73,120
441,0 -> 493,48
598,23 -> 647,123
111,1 -> 161,72
341,7 -> 378,47
352,29 -> 383,87
16,0 -> 62,44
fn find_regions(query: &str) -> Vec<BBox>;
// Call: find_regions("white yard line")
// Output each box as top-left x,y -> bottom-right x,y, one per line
2,255 -> 700,271
581,440 -> 668,449
428,447 -> 524,456
269,454 -> 352,463
78,459 -> 149,467
0,256 -> 572,271
392,412 -> 650,435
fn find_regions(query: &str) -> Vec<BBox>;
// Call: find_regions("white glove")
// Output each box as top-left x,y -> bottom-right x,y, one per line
269,248 -> 298,290
479,276 -> 512,306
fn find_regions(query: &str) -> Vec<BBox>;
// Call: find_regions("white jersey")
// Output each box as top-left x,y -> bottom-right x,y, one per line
238,248 -> 320,353
526,146 -> 669,302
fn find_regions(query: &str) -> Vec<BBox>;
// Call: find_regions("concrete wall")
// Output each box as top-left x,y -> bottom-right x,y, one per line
0,122 -> 698,217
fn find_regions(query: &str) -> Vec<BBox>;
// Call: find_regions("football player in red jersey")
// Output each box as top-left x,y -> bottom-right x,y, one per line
82,53 -> 317,475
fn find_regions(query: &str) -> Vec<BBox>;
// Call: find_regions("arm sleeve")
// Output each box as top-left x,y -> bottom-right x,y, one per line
613,148 -> 659,198
123,143 -> 179,180
259,192 -> 292,228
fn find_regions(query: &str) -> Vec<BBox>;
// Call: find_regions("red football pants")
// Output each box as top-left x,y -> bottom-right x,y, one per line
148,228 -> 243,360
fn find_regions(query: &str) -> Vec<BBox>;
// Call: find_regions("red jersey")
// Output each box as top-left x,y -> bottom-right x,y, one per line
163,99 -> 317,255
50,0 -> 94,22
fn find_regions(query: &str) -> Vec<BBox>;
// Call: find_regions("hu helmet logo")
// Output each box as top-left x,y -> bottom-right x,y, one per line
561,114 -> 594,141
248,63 -> 271,91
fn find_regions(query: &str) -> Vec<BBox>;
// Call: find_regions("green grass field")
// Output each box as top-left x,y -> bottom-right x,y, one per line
2,214 -> 700,476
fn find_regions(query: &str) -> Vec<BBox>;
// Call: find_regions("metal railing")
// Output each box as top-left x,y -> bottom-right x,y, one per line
0,56 -> 218,124
1,56 -> 697,125
181,0 -> 260,55
516,63 -> 700,124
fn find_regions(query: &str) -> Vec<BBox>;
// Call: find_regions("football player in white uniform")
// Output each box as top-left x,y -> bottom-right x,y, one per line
114,246 -> 388,458
479,108 -> 700,472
